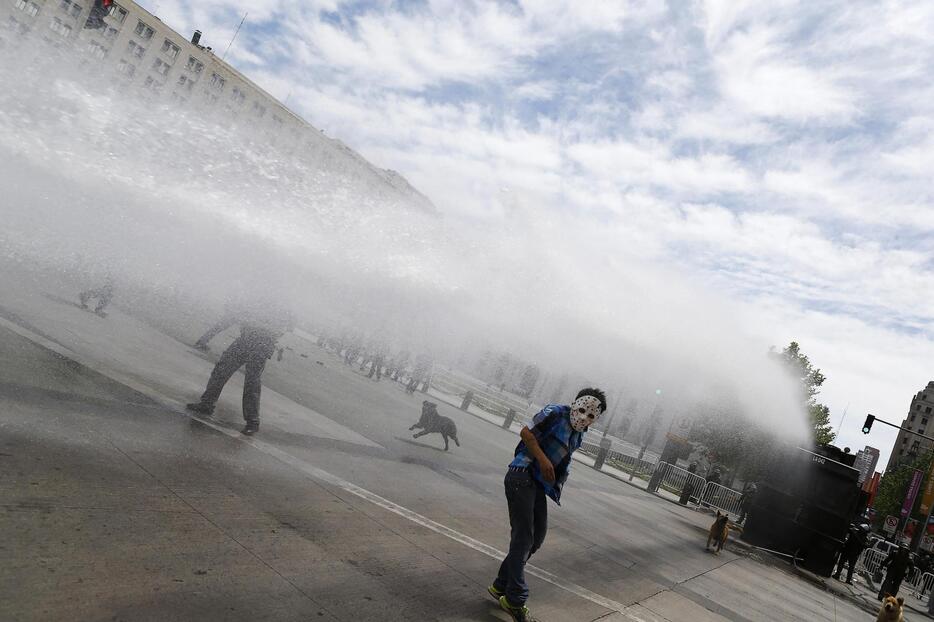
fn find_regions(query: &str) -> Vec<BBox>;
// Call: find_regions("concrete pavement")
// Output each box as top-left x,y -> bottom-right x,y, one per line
0,265 -> 889,621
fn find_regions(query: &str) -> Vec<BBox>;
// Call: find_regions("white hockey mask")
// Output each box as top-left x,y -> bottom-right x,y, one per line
570,395 -> 602,432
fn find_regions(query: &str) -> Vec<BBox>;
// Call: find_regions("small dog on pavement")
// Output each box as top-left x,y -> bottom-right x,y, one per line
409,401 -> 460,451
706,511 -> 729,555
876,595 -> 904,622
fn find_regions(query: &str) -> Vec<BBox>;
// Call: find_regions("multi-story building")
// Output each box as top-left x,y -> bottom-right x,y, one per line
853,446 -> 880,485
0,0 -> 433,210
885,381 -> 934,472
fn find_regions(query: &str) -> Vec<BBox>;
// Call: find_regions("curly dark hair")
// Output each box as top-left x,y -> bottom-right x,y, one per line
575,387 -> 607,413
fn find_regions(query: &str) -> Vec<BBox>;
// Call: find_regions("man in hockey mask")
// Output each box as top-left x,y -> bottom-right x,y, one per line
488,388 -> 607,621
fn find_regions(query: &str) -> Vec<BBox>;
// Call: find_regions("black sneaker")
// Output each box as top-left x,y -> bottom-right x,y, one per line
186,402 -> 214,416
241,421 -> 259,436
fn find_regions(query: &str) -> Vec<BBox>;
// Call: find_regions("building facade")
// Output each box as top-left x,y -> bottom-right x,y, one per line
885,381 -> 934,473
0,0 -> 433,210
853,445 -> 880,485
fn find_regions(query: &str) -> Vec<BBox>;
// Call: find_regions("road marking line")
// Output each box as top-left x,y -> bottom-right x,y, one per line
0,314 -> 643,621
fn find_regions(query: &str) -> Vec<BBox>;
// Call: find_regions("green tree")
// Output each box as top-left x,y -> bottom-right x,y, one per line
873,452 -> 933,523
770,341 -> 836,445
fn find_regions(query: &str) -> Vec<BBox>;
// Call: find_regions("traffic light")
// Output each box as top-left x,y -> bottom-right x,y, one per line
862,414 -> 875,434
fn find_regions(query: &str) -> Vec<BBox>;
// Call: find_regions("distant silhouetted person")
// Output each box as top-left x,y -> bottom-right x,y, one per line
187,303 -> 292,436
833,523 -> 868,584
738,482 -> 757,524
878,545 -> 914,600
367,351 -> 384,381
406,354 -> 432,393
78,275 -> 114,315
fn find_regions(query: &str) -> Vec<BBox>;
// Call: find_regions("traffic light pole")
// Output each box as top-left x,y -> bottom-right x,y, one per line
863,414 -> 934,443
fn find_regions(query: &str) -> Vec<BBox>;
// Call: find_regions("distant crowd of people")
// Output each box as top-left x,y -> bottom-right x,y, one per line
317,331 -> 434,394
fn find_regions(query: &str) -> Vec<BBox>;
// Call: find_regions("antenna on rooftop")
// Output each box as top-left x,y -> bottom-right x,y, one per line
221,12 -> 248,61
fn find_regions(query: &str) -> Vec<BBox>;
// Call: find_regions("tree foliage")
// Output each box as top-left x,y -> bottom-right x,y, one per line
770,341 -> 836,445
686,391 -> 778,482
873,452 -> 933,524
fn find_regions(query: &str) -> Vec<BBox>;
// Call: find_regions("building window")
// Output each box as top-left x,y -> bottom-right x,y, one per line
102,25 -> 118,39
108,3 -> 127,24
231,87 -> 245,105
904,438 -> 909,444
48,17 -> 72,38
186,56 -> 203,74
59,0 -> 81,19
177,75 -> 195,91
15,0 -> 39,17
927,406 -> 932,414
134,19 -> 154,40
143,75 -> 161,92
116,59 -> 135,77
152,58 -> 171,76
87,40 -> 107,59
252,102 -> 266,118
209,72 -> 225,90
160,39 -> 179,60
127,40 -> 145,59
7,16 -> 30,34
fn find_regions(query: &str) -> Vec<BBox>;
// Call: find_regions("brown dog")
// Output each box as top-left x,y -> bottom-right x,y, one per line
876,595 -> 904,622
706,511 -> 729,555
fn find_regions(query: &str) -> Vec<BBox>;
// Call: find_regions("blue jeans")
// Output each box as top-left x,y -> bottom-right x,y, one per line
493,469 -> 548,606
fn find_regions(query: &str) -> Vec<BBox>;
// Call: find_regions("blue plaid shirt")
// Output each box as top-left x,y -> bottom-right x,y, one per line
509,404 -> 583,505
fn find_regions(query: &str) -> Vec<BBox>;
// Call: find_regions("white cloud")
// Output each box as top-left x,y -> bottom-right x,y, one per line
136,0 -> 934,470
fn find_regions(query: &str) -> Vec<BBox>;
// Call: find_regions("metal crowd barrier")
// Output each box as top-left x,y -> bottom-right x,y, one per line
428,367 -> 536,420
906,570 -> 934,600
650,462 -> 707,503
605,449 -> 657,478
698,481 -> 744,518
856,547 -> 888,579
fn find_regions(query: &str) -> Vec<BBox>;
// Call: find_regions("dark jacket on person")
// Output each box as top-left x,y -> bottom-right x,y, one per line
882,547 -> 914,581
841,525 -> 868,558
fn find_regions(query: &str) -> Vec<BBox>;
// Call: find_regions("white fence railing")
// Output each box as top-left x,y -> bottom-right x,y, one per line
649,462 -> 707,504
905,569 -> 934,600
698,481 -> 744,518
604,448 -> 657,478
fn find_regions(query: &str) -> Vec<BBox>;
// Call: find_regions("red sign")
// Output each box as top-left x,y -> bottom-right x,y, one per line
866,472 -> 882,507
902,469 -> 924,518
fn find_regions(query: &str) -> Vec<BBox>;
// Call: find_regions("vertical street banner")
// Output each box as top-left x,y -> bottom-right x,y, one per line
865,472 -> 882,507
902,468 -> 924,518
920,460 -> 934,515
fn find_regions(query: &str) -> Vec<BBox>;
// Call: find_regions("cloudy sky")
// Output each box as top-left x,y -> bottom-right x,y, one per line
141,0 -> 934,469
